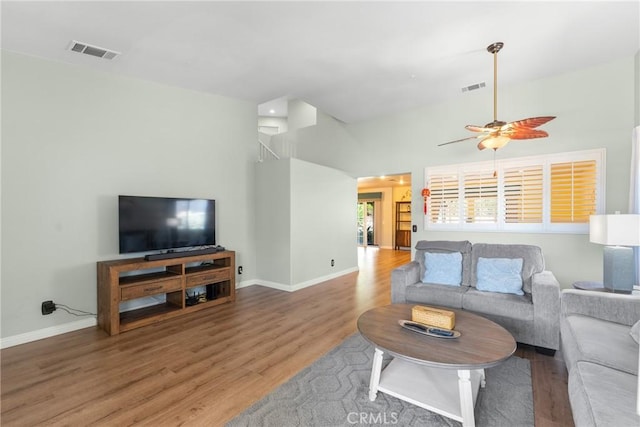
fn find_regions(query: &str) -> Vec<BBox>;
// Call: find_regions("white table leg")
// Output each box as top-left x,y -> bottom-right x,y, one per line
478,368 -> 486,388
368,348 -> 384,401
458,369 -> 476,427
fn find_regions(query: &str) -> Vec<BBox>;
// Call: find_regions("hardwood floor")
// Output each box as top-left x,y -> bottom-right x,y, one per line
1,248 -> 573,426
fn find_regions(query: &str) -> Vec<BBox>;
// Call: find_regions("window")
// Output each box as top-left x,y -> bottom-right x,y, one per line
429,174 -> 459,224
424,149 -> 605,233
463,169 -> 497,224
504,165 -> 543,224
550,160 -> 597,223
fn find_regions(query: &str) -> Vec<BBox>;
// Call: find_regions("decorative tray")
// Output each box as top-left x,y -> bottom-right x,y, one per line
398,320 -> 461,339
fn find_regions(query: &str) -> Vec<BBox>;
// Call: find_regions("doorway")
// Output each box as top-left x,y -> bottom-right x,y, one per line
356,173 -> 412,249
357,201 -> 376,246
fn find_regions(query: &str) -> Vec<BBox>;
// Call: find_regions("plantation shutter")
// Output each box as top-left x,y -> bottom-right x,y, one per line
550,160 -> 597,223
428,173 -> 460,224
425,149 -> 603,232
504,165 -> 544,223
463,170 -> 497,223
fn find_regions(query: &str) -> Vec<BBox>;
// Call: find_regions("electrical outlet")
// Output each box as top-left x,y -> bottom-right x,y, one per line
331,259 -> 335,267
238,266 -> 243,275
41,300 -> 56,315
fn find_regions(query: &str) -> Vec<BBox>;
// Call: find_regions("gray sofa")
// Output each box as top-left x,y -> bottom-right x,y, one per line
560,289 -> 640,426
391,240 -> 561,352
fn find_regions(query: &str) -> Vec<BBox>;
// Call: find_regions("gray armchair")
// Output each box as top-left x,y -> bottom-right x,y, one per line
560,289 -> 640,426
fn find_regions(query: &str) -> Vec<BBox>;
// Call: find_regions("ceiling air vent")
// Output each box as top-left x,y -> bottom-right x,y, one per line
67,40 -> 120,60
461,82 -> 486,93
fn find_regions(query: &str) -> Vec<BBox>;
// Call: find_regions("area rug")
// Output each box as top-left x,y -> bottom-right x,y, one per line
227,333 -> 533,427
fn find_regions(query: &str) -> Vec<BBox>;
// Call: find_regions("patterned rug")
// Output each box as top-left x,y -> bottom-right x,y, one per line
227,333 -> 533,427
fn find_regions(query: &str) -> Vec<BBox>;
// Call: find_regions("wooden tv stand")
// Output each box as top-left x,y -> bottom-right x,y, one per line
97,251 -> 235,335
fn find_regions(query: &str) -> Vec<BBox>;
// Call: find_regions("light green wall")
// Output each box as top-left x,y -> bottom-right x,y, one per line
255,159 -> 292,285
293,109 -> 362,168
290,158 -> 357,284
255,158 -> 358,288
258,116 -> 288,134
295,56 -> 638,288
288,99 -> 317,131
1,51 -> 258,338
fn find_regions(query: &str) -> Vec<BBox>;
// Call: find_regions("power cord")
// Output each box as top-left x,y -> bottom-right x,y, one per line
55,304 -> 96,317
41,300 -> 96,317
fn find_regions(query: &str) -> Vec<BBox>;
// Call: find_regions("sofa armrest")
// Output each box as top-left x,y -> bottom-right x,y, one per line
391,261 -> 420,303
561,289 -> 640,326
532,270 -> 561,350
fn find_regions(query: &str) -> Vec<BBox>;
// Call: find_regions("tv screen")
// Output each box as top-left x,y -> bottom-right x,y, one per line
118,195 -> 216,254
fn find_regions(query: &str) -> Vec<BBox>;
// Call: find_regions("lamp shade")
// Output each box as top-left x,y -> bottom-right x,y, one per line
590,214 -> 640,246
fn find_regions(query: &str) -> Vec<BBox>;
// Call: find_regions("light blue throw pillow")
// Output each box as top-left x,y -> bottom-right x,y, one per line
422,252 -> 462,286
476,257 -> 524,295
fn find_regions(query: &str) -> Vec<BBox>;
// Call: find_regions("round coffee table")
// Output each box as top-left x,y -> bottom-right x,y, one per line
357,304 -> 516,427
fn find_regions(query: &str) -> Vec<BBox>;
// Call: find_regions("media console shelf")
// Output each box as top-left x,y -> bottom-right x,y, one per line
97,251 -> 235,335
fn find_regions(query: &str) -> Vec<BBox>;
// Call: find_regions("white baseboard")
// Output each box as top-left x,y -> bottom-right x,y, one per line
250,279 -> 294,292
1,317 -> 97,349
235,279 -> 256,289
291,267 -> 360,291
246,267 -> 360,292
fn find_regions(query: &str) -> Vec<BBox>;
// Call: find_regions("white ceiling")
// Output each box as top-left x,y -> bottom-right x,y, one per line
2,1 -> 638,123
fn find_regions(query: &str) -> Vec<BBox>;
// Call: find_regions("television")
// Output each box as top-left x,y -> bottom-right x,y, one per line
118,195 -> 216,254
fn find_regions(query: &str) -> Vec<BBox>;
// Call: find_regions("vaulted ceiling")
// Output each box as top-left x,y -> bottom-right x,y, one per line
2,1 -> 638,123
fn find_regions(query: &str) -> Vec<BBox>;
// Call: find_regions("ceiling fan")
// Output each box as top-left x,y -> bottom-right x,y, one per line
439,42 -> 555,151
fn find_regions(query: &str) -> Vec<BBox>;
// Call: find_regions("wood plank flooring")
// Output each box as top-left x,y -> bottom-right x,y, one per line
0,248 -> 574,426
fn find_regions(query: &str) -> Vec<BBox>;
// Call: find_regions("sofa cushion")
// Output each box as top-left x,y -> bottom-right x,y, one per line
415,240 -> 472,286
463,288 -> 533,319
470,243 -> 544,294
422,251 -> 462,286
568,361 -> 640,427
463,289 -> 534,344
405,282 -> 466,308
476,257 -> 524,295
561,314 -> 638,375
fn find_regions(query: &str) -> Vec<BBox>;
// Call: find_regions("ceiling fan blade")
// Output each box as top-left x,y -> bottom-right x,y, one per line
438,135 -> 480,146
465,125 -> 493,133
506,129 -> 549,140
507,116 -> 556,130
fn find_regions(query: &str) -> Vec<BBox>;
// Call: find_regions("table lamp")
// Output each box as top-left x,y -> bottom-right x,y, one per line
589,214 -> 640,293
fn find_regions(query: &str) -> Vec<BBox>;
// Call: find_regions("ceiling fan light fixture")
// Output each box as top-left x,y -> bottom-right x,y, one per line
479,135 -> 510,150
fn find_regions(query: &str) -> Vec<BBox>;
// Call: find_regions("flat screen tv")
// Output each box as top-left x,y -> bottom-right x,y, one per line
118,195 -> 216,254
